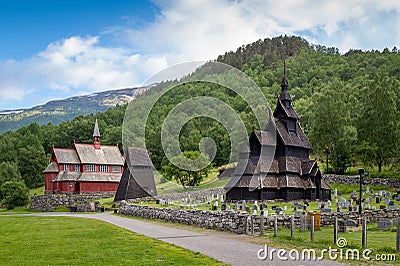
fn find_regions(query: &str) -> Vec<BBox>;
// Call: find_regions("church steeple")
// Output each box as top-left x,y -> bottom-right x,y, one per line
93,119 -> 101,149
279,60 -> 292,104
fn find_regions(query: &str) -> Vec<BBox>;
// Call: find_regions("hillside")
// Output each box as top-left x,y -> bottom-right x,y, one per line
0,86 -> 149,134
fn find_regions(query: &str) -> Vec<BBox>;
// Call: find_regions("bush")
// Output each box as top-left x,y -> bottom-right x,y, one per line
0,181 -> 29,209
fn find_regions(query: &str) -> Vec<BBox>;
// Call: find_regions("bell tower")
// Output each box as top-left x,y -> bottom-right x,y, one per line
93,119 -> 101,149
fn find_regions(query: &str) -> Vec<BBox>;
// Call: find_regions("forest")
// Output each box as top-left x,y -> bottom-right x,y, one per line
0,35 -> 399,195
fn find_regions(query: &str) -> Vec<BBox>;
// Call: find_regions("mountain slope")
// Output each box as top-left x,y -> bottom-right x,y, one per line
0,87 -> 149,134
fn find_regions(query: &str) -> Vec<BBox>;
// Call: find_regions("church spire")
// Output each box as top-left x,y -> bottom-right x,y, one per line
93,119 -> 101,149
281,60 -> 289,91
279,60 -> 291,103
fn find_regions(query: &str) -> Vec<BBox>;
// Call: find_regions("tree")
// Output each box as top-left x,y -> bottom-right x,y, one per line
358,74 -> 399,172
17,136 -> 48,189
308,80 -> 357,174
0,162 -> 22,184
0,181 -> 29,209
162,151 -> 211,188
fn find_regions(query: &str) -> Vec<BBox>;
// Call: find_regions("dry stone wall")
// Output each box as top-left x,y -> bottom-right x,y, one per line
323,174 -> 400,188
119,201 -> 400,234
29,193 -> 114,211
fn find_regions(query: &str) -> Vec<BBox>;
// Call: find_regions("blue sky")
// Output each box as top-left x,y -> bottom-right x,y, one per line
0,0 -> 399,110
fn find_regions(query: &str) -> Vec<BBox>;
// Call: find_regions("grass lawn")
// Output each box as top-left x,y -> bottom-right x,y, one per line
260,223 -> 399,265
0,216 -> 225,266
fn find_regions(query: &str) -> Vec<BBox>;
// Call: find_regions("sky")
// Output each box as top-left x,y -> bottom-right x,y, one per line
0,0 -> 399,110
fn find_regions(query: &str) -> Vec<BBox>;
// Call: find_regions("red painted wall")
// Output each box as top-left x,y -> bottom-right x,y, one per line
44,173 -> 57,192
79,182 -> 119,192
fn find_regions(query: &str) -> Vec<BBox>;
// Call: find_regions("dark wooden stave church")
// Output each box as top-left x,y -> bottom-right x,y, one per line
114,147 -> 157,201
225,68 -> 331,201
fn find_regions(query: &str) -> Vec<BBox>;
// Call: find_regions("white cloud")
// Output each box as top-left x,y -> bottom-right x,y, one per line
1,0 -> 399,109
0,36 -> 168,108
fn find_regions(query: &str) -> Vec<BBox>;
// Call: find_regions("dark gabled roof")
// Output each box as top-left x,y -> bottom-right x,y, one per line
114,147 -> 157,201
126,147 -> 153,167
77,173 -> 121,182
275,99 -> 298,119
301,160 -> 316,175
275,120 -> 312,149
253,130 -> 276,146
54,148 -> 80,164
74,144 -> 124,165
44,162 -> 59,173
321,179 -> 332,190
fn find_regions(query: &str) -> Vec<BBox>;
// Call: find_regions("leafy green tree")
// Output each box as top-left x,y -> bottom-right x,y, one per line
308,80 -> 357,174
0,181 -> 29,209
0,162 -> 22,184
358,73 -> 400,172
17,137 -> 48,189
162,151 -> 211,188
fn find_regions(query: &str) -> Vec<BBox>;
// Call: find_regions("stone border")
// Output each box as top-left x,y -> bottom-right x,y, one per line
119,201 -> 400,234
323,174 -> 400,188
29,193 -> 114,211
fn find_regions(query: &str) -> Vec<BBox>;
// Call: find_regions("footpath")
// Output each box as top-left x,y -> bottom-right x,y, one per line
22,212 -> 348,266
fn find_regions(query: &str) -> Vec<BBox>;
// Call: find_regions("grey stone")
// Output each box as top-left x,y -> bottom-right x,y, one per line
378,219 -> 393,230
346,219 -> 357,227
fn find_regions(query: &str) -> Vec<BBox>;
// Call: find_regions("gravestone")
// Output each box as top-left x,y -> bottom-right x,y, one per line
300,215 -> 308,231
352,206 -> 358,213
352,190 -> 357,196
252,202 -> 258,215
241,200 -> 246,212
378,219 -> 393,230
384,197 -> 390,205
365,203 -> 370,210
295,210 -> 304,216
221,202 -> 226,211
366,197 -> 371,203
338,220 -> 346,233
389,201 -> 395,206
386,192 -> 392,197
334,188 -> 338,198
234,202 -> 239,213
388,205 -> 398,210
366,186 -> 370,194
321,208 -> 332,213
372,206 -> 377,210
272,205 -> 277,211
380,205 -> 386,210
379,190 -> 385,197
376,196 -> 380,204
346,219 -> 358,227
326,200 -> 331,207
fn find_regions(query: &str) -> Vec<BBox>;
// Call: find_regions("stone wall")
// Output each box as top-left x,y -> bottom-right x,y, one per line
119,201 -> 400,234
29,193 -> 114,211
323,174 -> 400,188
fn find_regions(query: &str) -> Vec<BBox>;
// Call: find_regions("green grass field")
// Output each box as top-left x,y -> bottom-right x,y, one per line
0,216 -> 225,266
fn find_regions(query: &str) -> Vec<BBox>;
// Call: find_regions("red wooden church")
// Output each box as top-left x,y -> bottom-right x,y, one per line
44,119 -> 124,193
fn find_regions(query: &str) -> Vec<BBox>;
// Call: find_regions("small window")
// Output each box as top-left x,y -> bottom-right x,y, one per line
99,165 -> 108,172
288,120 -> 296,133
62,164 -> 69,171
111,166 -> 121,173
85,164 -> 95,172
73,164 -> 80,172
69,181 -> 73,188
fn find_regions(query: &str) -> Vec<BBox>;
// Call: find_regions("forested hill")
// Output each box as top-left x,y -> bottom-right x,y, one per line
0,86 -> 149,134
1,36 -> 400,192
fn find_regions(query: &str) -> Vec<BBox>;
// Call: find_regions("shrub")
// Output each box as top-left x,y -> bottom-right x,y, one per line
0,181 -> 29,209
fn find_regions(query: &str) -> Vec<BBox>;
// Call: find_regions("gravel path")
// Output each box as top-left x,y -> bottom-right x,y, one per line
19,212 -> 349,266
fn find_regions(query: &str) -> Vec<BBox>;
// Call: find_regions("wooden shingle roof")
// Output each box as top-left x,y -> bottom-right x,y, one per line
54,148 -> 80,164
74,144 -> 124,165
